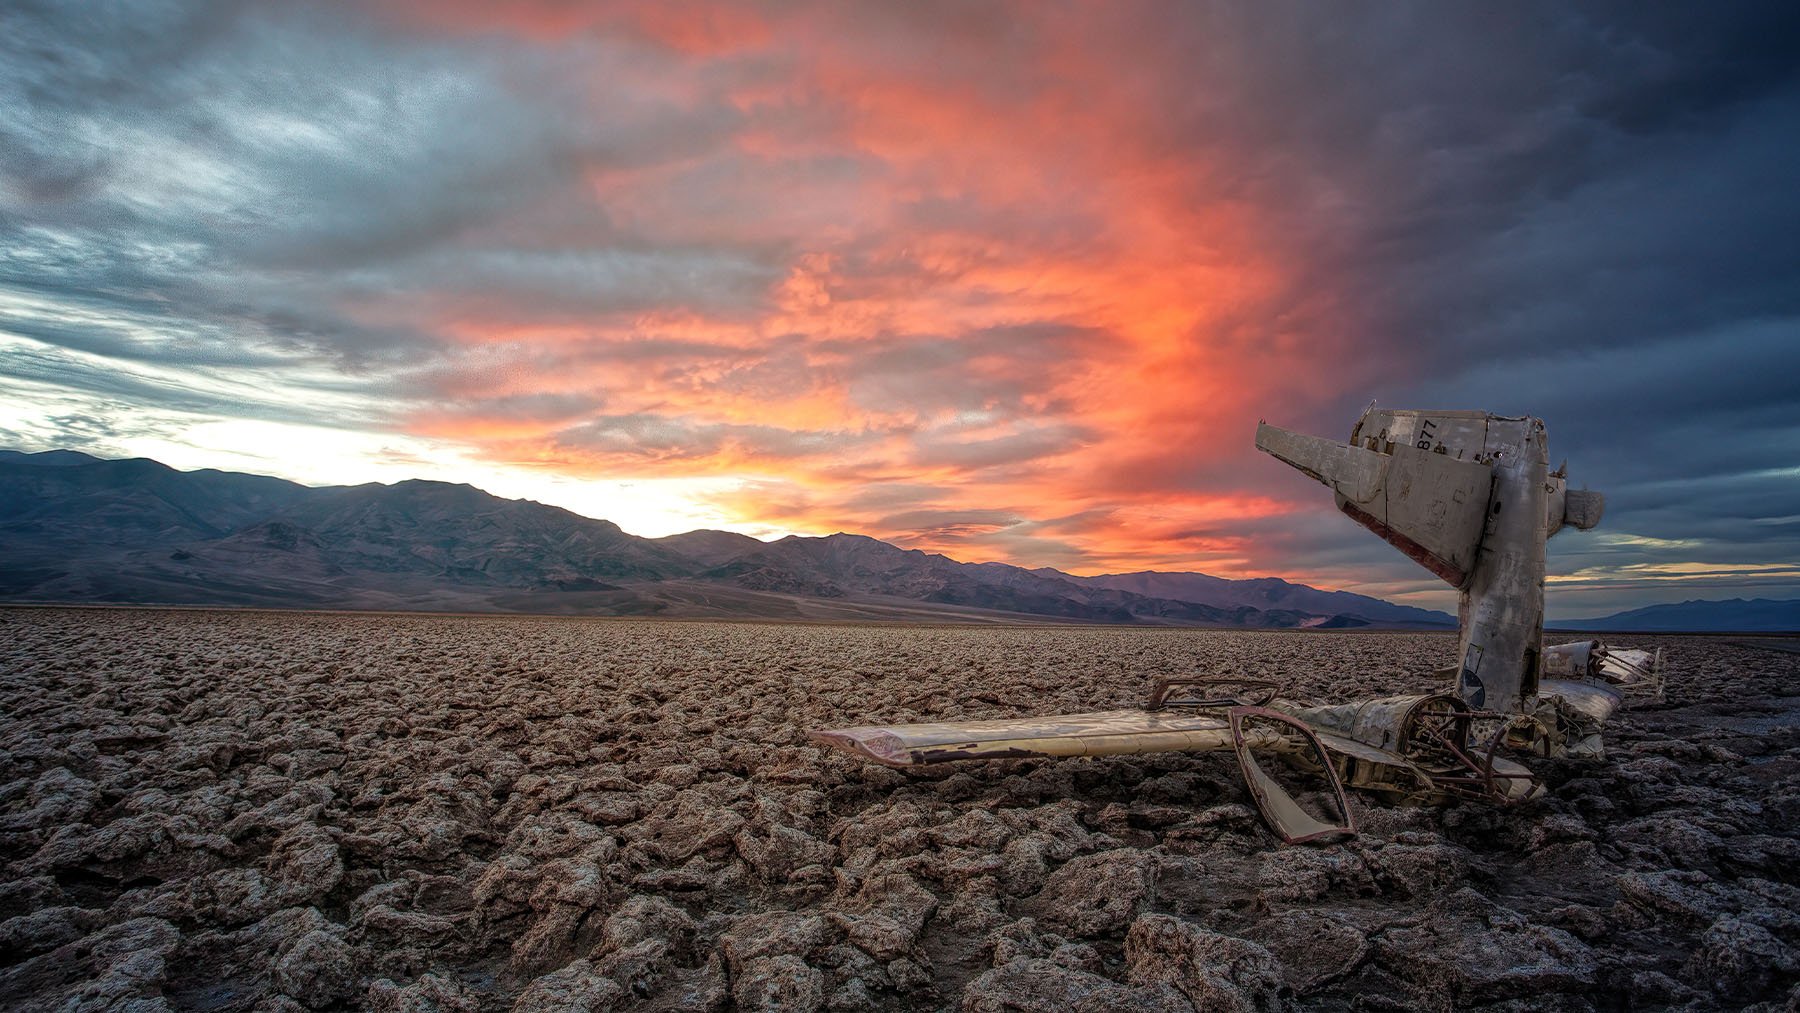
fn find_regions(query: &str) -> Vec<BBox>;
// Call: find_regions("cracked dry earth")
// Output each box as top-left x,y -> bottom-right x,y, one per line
1,608 -> 1797,1012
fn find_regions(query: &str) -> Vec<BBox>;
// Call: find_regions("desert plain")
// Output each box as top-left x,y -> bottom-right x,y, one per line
0,607 -> 1796,1012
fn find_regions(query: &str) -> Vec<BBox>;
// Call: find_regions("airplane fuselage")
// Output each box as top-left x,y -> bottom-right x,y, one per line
1454,418 -> 1549,713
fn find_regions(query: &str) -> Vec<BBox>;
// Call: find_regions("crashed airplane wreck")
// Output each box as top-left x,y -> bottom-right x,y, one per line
812,407 -> 1664,843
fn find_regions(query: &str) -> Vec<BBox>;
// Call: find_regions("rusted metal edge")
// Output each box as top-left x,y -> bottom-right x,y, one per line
1338,499 -> 1468,587
1406,706 -> 1540,804
1145,677 -> 1281,711
1228,706 -> 1357,846
807,729 -> 914,767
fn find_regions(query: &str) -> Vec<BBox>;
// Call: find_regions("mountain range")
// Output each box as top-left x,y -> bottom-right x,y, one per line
0,449 -> 1786,631
1549,598 -> 1800,634
0,448 -> 1457,627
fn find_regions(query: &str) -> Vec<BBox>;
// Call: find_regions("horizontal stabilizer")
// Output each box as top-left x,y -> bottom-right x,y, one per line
1254,423 -> 1386,503
1257,422 -> 1494,587
1564,489 -> 1605,530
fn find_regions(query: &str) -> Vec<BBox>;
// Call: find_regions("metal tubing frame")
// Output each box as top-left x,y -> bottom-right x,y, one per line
1146,677 -> 1281,711
1406,705 -> 1537,804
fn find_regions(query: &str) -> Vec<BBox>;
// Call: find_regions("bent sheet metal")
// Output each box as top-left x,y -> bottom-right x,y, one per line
811,406 -> 1667,844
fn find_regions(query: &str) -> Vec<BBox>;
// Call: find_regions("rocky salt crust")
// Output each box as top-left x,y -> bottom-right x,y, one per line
0,608 -> 1796,1012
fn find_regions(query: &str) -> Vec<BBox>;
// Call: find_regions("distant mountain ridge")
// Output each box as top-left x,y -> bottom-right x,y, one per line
0,447 -> 1458,627
1069,571 -> 1455,628
1551,598 -> 1800,633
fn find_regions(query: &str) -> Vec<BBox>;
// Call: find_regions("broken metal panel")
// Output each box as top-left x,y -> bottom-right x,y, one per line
1597,646 -> 1663,701
1291,692 -> 1546,805
1308,723 -> 1544,806
1351,408 -> 1506,462
1512,636 -> 1649,759
1370,440 -> 1494,584
1253,423 -> 1387,504
1230,707 -> 1355,845
1283,694 -> 1450,753
1513,678 -> 1625,760
1544,640 -> 1664,701
1309,730 -> 1435,802
1538,678 -> 1624,725
1145,676 -> 1279,711
1311,729 -> 1408,767
1487,755 -> 1546,802
1542,640 -> 1602,679
809,709 -> 1266,766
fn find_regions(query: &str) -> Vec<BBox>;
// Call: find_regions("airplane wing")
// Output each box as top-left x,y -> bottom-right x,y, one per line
810,708 -> 1242,766
814,706 -> 1355,844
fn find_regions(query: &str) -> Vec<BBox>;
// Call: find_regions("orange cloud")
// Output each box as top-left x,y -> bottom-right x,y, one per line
363,1 -> 1394,573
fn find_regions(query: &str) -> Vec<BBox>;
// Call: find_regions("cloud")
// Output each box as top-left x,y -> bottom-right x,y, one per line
1,1 -> 1795,613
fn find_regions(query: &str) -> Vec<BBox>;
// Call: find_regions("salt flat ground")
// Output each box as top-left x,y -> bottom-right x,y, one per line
0,608 -> 1796,1012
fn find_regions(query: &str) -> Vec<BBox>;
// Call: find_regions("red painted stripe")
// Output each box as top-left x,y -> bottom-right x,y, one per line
1338,500 -> 1468,587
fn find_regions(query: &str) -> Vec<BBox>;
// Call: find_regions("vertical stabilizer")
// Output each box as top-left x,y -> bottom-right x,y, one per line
1259,408 -> 1577,716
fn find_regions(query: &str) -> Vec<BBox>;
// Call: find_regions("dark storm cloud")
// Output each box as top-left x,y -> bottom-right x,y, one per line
0,1 -> 770,371
1144,5 -> 1792,394
1123,2 -> 1800,609
1115,3 -> 1800,403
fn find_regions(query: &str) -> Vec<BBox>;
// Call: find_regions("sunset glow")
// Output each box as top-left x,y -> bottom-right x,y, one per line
3,2 -> 1797,615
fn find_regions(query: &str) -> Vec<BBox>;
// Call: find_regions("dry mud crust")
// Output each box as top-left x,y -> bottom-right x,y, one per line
0,607 -> 1795,1012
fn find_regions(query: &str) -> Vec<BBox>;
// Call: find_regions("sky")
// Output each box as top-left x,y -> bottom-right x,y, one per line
2,1 -> 1797,618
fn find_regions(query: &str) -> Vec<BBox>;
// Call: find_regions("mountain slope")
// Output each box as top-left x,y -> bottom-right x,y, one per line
0,449 -> 105,467
271,481 -> 698,585
0,457 -> 700,606
652,529 -> 769,568
700,533 -> 1331,627
0,454 -> 315,549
